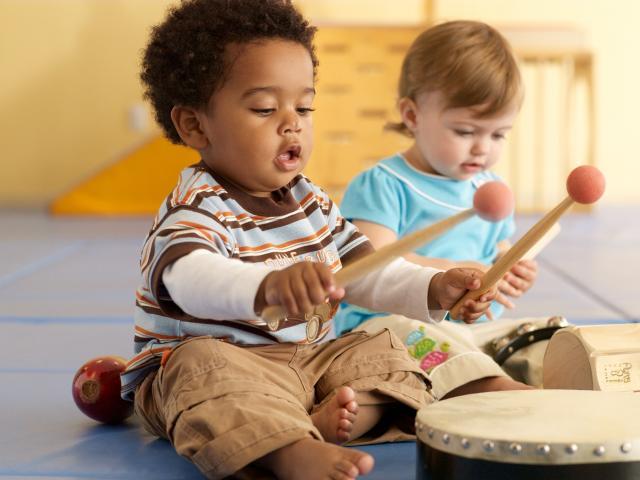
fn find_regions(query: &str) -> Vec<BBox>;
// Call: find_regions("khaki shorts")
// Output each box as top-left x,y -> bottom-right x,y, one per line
134,329 -> 434,479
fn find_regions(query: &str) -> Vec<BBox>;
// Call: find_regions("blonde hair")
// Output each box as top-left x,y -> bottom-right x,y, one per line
387,20 -> 523,137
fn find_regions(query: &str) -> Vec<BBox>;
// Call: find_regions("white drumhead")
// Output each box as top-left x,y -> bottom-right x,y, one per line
416,390 -> 640,465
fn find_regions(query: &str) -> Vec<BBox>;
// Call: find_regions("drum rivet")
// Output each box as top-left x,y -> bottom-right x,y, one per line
565,444 -> 579,454
493,337 -> 510,350
517,322 -> 535,335
547,316 -> 568,328
528,334 -> 535,343
428,429 -> 434,439
442,433 -> 450,445
536,444 -> 551,455
483,440 -> 495,452
510,443 -> 522,455
507,346 -> 514,354
461,438 -> 470,449
621,443 -> 632,454
594,446 -> 606,457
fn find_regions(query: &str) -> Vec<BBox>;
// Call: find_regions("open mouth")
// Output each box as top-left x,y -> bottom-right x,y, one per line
274,145 -> 302,172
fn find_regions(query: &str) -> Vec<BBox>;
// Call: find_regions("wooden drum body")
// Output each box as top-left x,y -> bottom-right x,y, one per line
416,390 -> 640,480
543,324 -> 640,391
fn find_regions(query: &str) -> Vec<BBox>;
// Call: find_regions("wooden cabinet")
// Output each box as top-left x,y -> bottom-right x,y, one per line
306,26 -> 420,198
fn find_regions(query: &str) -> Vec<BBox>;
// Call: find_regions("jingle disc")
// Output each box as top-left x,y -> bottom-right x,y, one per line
306,316 -> 320,341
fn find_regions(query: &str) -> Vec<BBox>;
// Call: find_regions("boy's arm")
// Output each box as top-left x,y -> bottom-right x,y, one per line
165,249 -> 344,322
344,257 -> 495,324
343,256 -> 447,323
163,249 -> 272,321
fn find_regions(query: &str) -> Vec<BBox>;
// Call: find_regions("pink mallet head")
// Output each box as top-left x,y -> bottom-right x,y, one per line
473,181 -> 515,222
566,165 -> 605,204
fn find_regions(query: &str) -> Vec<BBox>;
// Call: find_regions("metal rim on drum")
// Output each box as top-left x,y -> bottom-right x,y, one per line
416,390 -> 640,466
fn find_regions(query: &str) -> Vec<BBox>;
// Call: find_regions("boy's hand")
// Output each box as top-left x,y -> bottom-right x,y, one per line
498,259 -> 538,300
255,262 -> 345,318
428,268 -> 498,324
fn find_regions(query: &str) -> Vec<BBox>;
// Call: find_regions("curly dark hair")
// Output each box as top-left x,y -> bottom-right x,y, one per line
141,0 -> 318,144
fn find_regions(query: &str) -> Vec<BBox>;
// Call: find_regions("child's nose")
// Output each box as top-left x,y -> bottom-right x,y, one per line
471,136 -> 490,156
278,111 -> 301,135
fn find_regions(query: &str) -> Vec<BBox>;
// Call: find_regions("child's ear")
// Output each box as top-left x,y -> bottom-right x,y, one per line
398,97 -> 419,132
170,106 -> 209,149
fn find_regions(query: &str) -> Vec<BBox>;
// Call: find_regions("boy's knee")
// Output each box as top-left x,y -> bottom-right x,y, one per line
319,329 -> 431,399
160,336 -> 228,395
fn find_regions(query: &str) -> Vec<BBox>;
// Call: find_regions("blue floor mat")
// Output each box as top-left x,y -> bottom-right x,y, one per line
0,209 -> 637,478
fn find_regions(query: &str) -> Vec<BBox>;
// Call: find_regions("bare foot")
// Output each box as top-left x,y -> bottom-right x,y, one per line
311,386 -> 359,443
258,438 -> 374,480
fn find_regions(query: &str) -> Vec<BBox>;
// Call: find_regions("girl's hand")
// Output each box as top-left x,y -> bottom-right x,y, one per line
498,259 -> 538,299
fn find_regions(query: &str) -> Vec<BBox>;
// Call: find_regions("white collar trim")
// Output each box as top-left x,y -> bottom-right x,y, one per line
376,155 -> 482,212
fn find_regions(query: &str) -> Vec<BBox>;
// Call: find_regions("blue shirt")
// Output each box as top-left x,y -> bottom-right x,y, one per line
334,154 -> 515,335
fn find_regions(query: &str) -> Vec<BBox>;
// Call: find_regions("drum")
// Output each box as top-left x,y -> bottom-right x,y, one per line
490,316 -> 568,365
484,316 -> 568,387
543,324 -> 640,391
415,389 -> 640,480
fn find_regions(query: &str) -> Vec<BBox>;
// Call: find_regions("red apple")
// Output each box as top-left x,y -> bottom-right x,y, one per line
72,355 -> 133,424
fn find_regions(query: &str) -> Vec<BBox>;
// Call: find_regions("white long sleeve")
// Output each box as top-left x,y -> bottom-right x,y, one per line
163,249 -> 272,321
164,249 -> 446,324
344,257 -> 447,323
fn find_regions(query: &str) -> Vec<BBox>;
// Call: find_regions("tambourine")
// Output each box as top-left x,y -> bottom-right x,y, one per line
543,324 -> 640,391
416,389 -> 640,480
490,316 -> 569,365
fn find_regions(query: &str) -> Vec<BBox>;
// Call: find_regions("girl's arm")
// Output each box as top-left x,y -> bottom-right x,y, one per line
353,220 -> 487,271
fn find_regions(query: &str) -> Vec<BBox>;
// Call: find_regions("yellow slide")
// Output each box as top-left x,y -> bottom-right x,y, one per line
51,137 -> 198,215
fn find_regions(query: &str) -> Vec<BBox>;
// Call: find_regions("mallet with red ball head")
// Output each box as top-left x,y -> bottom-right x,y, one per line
449,165 -> 606,321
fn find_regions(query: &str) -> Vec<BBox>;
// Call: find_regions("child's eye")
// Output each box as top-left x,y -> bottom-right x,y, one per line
251,108 -> 275,116
297,107 -> 315,115
493,132 -> 507,140
454,129 -> 474,137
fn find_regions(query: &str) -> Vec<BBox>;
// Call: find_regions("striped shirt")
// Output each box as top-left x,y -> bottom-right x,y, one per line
121,162 -> 373,399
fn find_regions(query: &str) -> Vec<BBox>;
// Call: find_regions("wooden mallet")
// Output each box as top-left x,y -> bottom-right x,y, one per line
449,165 -> 606,321
262,181 -> 515,340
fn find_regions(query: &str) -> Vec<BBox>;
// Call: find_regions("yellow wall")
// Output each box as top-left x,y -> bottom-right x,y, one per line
0,0 -> 172,208
1,0 -> 639,207
296,0 -> 426,25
